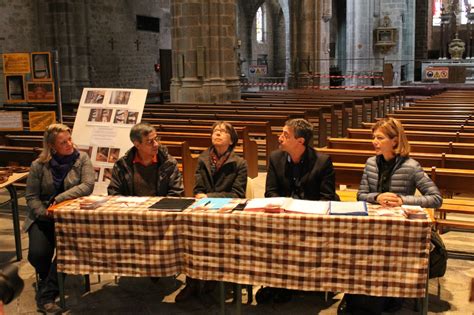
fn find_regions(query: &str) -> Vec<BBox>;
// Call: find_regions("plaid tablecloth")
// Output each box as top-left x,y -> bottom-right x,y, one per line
55,197 -> 432,298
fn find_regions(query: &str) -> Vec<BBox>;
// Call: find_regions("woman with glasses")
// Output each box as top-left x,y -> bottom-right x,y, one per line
175,121 -> 247,302
25,123 -> 95,314
107,122 -> 183,196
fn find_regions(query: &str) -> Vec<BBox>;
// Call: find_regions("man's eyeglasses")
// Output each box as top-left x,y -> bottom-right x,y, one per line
144,136 -> 160,145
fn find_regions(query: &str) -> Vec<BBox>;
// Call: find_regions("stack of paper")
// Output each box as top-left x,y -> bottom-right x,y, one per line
243,197 -> 289,213
283,199 -> 329,215
79,196 -> 109,210
329,201 -> 368,216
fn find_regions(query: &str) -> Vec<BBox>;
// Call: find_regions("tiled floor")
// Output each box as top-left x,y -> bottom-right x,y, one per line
1,173 -> 473,314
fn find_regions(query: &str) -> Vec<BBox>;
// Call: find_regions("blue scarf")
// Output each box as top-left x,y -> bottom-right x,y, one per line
49,149 -> 80,195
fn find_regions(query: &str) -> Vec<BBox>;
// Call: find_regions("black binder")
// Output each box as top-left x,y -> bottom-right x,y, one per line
148,198 -> 195,212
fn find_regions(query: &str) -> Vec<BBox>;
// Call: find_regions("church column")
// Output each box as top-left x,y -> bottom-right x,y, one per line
345,0 -> 373,87
171,0 -> 240,103
40,0 -> 91,102
288,0 -> 331,88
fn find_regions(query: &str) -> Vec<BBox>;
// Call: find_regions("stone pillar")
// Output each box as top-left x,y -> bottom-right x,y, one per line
40,0 -> 91,102
288,0 -> 331,89
170,0 -> 240,103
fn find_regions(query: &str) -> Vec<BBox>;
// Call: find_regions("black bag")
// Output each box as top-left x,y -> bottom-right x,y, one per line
429,229 -> 448,279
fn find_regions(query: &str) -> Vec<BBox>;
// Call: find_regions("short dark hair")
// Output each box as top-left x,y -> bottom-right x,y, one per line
212,121 -> 239,151
285,118 -> 314,147
130,123 -> 155,143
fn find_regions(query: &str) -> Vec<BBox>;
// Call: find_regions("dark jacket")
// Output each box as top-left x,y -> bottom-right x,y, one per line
24,152 -> 95,231
193,148 -> 247,198
107,145 -> 184,197
357,155 -> 443,208
265,148 -> 339,201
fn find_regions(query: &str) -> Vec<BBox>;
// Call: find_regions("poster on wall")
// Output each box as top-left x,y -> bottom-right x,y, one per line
29,111 -> 56,131
72,88 -> 147,195
31,52 -> 53,81
0,111 -> 23,131
2,53 -> 31,74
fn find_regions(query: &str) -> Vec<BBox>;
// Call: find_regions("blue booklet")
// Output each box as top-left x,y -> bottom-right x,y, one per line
329,201 -> 368,216
191,198 -> 233,210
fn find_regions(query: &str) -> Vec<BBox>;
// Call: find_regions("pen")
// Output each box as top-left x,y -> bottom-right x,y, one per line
203,201 -> 211,207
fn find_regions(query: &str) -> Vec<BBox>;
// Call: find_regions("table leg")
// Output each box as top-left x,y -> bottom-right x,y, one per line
235,284 -> 242,315
84,275 -> 91,293
58,272 -> 66,309
219,281 -> 225,315
6,185 -> 22,261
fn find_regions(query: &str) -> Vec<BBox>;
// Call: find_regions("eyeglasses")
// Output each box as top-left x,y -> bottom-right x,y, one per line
144,136 -> 160,145
212,128 -> 229,134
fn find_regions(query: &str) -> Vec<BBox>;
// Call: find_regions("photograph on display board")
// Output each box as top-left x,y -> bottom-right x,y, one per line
5,75 -> 26,103
88,108 -> 113,123
126,111 -> 139,124
114,110 -> 127,124
102,168 -> 113,182
109,90 -> 131,105
84,90 -> 106,104
31,52 -> 52,81
108,148 -> 120,163
27,82 -> 55,103
96,147 -> 110,162
100,109 -> 113,122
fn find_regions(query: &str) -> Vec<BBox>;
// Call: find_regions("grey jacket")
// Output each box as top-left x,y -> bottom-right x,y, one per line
357,155 -> 443,208
24,152 -> 95,231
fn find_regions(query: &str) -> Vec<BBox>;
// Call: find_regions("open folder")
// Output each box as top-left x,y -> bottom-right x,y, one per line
148,197 -> 195,212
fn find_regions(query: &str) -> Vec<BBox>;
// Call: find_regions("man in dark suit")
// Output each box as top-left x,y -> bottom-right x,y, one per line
265,118 -> 339,201
259,118 -> 339,304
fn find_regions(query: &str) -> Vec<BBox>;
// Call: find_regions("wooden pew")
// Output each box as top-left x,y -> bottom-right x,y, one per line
347,128 -> 474,143
362,122 -> 474,133
327,137 -> 474,155
318,147 -> 474,170
436,198 -> 474,232
332,162 -> 474,195
0,145 -> 41,167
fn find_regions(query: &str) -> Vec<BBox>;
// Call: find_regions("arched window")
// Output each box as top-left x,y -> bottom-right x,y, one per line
256,5 -> 266,43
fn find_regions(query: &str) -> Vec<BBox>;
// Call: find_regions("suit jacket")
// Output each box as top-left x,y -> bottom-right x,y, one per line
265,148 -> 339,201
24,151 -> 95,231
193,148 -> 247,198
107,145 -> 184,197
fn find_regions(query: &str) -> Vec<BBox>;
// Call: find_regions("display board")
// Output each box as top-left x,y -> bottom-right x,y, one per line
72,88 -> 147,195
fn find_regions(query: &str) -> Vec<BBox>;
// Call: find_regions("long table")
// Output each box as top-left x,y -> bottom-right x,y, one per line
54,197 -> 432,313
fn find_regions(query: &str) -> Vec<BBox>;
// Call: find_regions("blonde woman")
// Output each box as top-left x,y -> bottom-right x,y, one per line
25,123 -> 94,314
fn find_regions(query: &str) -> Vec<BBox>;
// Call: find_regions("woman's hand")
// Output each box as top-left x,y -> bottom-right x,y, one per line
376,192 -> 402,207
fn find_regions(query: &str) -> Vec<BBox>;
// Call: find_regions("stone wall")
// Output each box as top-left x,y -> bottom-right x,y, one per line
0,0 -> 40,102
0,0 -> 171,103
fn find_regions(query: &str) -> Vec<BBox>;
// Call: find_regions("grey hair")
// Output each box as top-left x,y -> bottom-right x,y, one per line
130,122 -> 155,144
285,118 -> 314,147
38,123 -> 72,162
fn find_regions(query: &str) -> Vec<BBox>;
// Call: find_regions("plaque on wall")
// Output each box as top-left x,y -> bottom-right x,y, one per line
0,111 -> 23,131
26,82 -> 56,103
31,52 -> 52,81
29,111 -> 56,131
4,74 -> 26,103
2,53 -> 31,73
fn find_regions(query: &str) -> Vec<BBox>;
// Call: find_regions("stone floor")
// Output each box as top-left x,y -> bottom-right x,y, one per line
1,173 -> 473,314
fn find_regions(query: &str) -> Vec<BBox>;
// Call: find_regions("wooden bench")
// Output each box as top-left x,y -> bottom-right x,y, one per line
347,128 -> 474,143
327,137 -> 474,155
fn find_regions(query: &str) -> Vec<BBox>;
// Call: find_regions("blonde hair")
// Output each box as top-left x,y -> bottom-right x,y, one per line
372,118 -> 410,157
38,123 -> 72,162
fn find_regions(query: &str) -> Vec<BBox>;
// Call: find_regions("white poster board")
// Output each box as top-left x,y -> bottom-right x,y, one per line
72,88 -> 147,195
